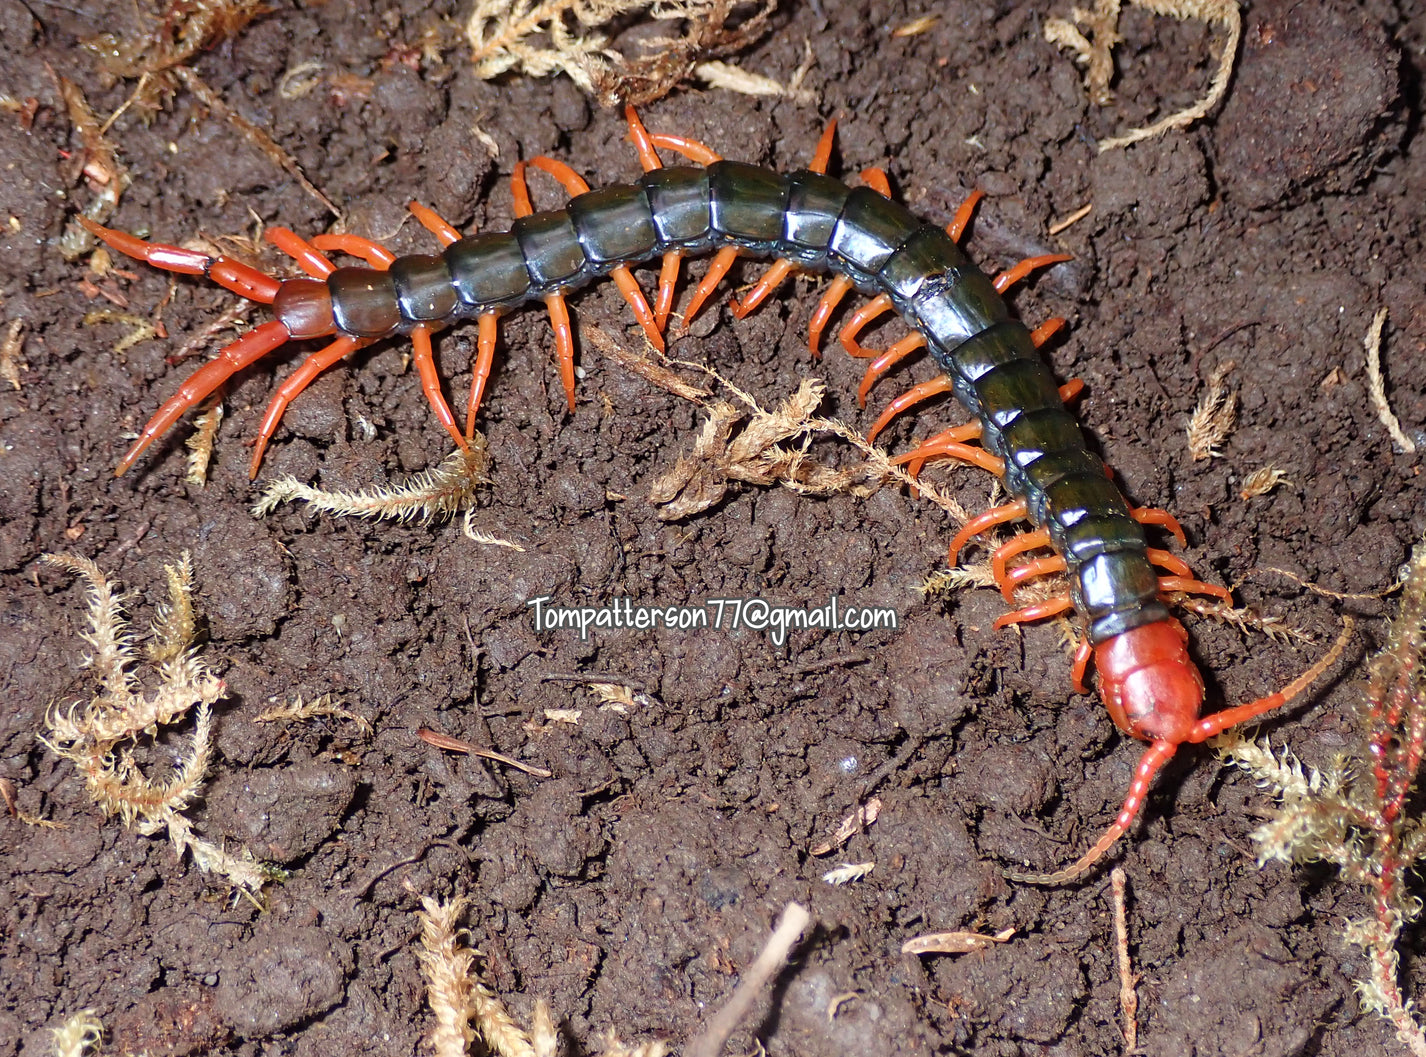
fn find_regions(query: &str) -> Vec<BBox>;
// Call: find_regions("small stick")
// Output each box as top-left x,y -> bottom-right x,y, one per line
686,902 -> 811,1057
1363,307 -> 1416,454
1111,867 -> 1138,1052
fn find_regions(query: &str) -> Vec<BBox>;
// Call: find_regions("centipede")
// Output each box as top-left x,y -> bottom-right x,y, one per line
81,106 -> 1347,884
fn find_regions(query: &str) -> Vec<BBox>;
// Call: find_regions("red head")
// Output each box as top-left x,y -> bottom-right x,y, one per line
1093,618 -> 1205,745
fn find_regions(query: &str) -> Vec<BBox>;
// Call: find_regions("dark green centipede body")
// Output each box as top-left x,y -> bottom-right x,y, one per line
323,160 -> 1161,644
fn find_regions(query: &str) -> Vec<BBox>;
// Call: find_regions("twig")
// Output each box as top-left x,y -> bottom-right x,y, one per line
1363,308 -> 1417,455
686,902 -> 812,1057
1111,867 -> 1138,1052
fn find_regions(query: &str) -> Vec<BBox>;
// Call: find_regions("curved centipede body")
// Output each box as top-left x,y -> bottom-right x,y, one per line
82,107 -> 1345,884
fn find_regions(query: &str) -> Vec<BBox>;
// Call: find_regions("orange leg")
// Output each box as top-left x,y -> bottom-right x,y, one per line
1157,575 -> 1234,604
409,201 -> 462,247
807,275 -> 854,357
410,324 -> 467,452
992,527 -> 1052,586
992,594 -> 1074,629
867,376 -> 953,444
248,335 -> 366,478
510,161 -> 536,217
1146,548 -> 1192,578
1031,317 -> 1067,347
893,435 -> 1005,477
115,320 -> 293,476
946,498 -> 1027,567
310,233 -> 397,268
78,217 -> 281,303
903,419 -> 981,477
992,253 -> 1073,294
728,119 -> 838,320
610,265 -> 665,351
1132,506 -> 1187,547
1002,553 -> 1067,602
624,106 -> 663,171
1059,378 -> 1085,403
857,332 -> 926,407
265,227 -> 336,279
545,293 -> 577,412
654,251 -> 682,333
729,258 -> 795,319
839,294 -> 894,357
1070,637 -> 1093,695
466,312 -> 500,438
649,132 -> 722,166
860,167 -> 892,197
947,189 -> 984,243
680,246 -> 740,330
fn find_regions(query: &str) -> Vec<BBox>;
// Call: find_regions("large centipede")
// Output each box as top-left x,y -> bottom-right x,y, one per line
81,107 -> 1346,883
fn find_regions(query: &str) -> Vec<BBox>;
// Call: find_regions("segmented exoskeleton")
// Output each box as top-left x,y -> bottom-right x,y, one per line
82,108 -> 1345,883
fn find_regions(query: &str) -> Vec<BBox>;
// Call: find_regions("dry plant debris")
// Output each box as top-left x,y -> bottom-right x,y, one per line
49,1010 -> 104,1057
1215,543 -> 1426,1054
255,692 -> 373,736
1111,866 -> 1139,1052
809,796 -> 882,856
253,443 -> 489,521
416,892 -> 668,1057
1186,359 -> 1238,460
900,927 -> 1014,956
40,553 -> 271,892
648,379 -> 888,520
466,0 -> 777,106
1363,307 -> 1418,455
56,79 -> 131,261
1,317 -> 25,390
1238,463 -> 1289,500
184,404 -> 222,486
821,861 -> 874,885
1044,0 -> 1242,151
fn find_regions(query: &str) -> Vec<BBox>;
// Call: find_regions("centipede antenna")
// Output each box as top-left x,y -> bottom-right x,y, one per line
1009,740 -> 1179,885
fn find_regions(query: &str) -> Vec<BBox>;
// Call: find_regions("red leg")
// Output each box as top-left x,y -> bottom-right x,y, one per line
466,312 -> 500,438
1002,553 -> 1067,602
807,275 -> 854,357
992,253 -> 1073,294
1070,637 -> 1093,695
992,527 -> 1052,585
857,333 -> 926,407
839,294 -> 894,357
729,258 -> 795,319
545,293 -> 577,412
680,246 -> 740,330
311,233 -> 397,268
409,201 -> 462,246
410,324 -> 467,452
946,497 -> 1027,566
529,156 -> 592,196
867,376 -> 953,444
79,217 -> 281,303
510,162 -> 535,218
265,227 -> 336,278
992,594 -> 1074,628
248,335 -> 365,477
947,189 -> 984,243
1059,378 -> 1085,403
1132,506 -> 1187,547
115,320 -> 292,476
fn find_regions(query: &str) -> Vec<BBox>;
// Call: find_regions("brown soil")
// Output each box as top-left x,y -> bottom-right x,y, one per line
2,0 -> 1423,1054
